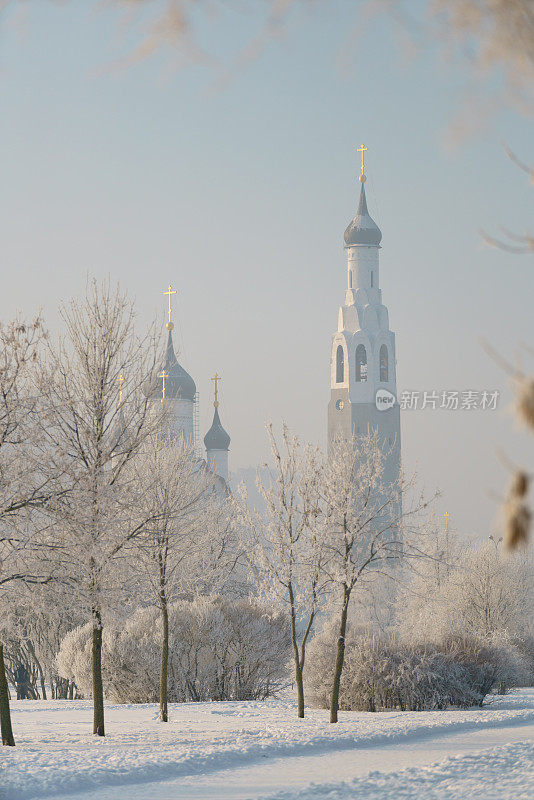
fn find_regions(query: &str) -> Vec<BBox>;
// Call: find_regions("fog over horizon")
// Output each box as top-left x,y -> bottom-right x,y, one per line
1,1 -> 533,541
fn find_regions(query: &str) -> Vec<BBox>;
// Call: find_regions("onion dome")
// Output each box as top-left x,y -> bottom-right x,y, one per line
156,329 -> 196,402
204,406 -> 230,451
344,180 -> 382,247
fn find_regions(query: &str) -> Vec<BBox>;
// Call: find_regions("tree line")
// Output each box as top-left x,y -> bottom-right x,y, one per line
1,280 -> 532,749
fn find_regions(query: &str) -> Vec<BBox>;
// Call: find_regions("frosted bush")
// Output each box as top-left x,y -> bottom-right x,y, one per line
305,626 -> 527,712
57,596 -> 290,703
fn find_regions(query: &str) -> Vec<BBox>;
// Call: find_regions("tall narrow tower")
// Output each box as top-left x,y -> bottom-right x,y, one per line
327,147 -> 400,487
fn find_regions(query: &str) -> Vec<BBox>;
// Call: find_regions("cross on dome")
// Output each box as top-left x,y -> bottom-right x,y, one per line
344,144 -> 382,247
211,372 -> 221,408
117,373 -> 124,407
357,143 -> 368,183
164,285 -> 177,331
158,369 -> 168,404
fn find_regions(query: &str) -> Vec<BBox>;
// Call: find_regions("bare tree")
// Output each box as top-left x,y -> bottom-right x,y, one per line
1,580 -> 84,702
0,316 -> 55,747
429,0 -> 534,97
125,433 -> 222,722
235,424 -> 327,719
406,537 -> 534,643
319,432 -> 430,723
38,280 -> 164,737
10,1 -> 532,108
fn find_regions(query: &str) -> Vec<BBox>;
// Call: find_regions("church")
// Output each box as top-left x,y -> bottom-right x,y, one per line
149,147 -> 399,489
327,146 -> 401,487
152,287 -> 231,485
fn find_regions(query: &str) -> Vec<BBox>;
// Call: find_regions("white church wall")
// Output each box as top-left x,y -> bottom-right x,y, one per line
175,398 -> 194,443
162,397 -> 194,444
347,245 -> 380,293
207,449 -> 229,482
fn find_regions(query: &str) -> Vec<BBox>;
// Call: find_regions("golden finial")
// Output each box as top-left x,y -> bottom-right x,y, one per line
211,372 -> 221,408
163,285 -> 177,331
443,511 -> 450,532
117,374 -> 124,407
357,143 -> 368,183
159,370 -> 168,404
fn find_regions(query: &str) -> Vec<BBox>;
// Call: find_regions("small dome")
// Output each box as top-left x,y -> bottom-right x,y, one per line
204,406 -> 230,451
155,330 -> 196,402
344,182 -> 382,247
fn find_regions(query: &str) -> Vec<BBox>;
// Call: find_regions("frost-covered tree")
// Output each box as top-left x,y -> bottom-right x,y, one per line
320,433 -> 430,723
396,518 -> 464,642
45,1 -> 534,105
400,538 -> 534,645
38,280 -> 164,737
0,316 -> 56,746
1,581 -> 84,701
235,424 -> 327,719
125,433 -> 227,722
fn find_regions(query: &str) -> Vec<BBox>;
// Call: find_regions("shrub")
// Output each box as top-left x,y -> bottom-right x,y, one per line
57,595 -> 290,703
305,625 -> 528,712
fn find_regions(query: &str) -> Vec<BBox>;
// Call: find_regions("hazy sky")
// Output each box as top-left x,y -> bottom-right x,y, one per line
1,1 -> 533,539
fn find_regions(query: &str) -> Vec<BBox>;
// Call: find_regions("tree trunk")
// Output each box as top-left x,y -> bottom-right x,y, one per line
288,582 -> 305,719
0,643 -> 15,746
330,584 -> 350,724
27,641 -> 46,700
288,583 -> 304,719
92,609 -> 105,736
40,671 -> 47,701
159,594 -> 169,722
294,661 -> 305,719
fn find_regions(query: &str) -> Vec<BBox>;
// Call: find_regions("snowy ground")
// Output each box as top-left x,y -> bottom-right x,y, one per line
2,690 -> 534,800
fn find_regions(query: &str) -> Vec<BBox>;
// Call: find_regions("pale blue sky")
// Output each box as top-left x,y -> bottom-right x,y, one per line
1,1 -> 533,538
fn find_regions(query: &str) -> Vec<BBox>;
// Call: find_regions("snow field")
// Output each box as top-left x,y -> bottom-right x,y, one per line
269,741 -> 534,800
2,689 -> 534,800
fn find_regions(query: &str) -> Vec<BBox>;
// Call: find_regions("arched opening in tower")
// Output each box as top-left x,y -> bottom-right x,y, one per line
355,344 -> 367,382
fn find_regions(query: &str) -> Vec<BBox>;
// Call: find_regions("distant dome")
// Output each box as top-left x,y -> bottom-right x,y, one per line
204,406 -> 230,451
344,182 -> 382,247
155,330 -> 196,402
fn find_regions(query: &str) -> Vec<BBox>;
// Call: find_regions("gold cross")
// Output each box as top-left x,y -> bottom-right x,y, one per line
443,511 -> 450,532
117,374 -> 124,407
211,372 -> 221,407
357,143 -> 368,177
159,370 -> 168,404
163,285 -> 177,329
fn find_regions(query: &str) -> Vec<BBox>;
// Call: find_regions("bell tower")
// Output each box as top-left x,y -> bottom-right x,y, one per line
327,147 -> 401,487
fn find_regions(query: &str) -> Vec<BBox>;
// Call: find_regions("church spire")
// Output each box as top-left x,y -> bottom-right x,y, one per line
344,144 -> 382,247
155,320 -> 196,402
151,285 -> 197,444
204,372 -> 230,481
204,373 -> 230,452
356,181 -> 370,216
